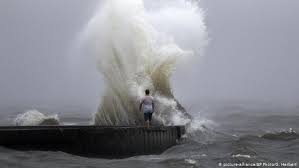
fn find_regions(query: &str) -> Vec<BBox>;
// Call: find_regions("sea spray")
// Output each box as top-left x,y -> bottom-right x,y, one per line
14,110 -> 60,126
81,0 -> 208,126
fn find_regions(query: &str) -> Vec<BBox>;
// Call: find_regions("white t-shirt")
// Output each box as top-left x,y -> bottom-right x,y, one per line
140,96 -> 154,113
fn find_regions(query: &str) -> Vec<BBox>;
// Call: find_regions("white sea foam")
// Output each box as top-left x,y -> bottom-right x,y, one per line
14,110 -> 60,126
185,159 -> 197,164
232,154 -> 252,158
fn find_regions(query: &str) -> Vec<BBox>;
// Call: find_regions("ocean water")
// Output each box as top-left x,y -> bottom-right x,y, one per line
0,106 -> 298,168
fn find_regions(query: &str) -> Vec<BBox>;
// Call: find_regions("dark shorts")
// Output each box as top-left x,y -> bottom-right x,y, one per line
144,113 -> 153,122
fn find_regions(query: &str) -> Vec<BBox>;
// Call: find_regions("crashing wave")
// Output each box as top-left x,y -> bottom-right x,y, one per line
81,0 -> 207,126
14,110 -> 60,126
261,128 -> 298,141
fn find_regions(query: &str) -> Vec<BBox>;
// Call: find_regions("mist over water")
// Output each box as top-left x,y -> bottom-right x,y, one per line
81,0 -> 208,126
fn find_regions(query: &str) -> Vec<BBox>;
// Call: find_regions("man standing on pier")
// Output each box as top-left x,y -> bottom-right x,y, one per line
139,89 -> 155,128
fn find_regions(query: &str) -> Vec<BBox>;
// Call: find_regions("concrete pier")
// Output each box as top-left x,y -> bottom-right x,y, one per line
0,126 -> 185,158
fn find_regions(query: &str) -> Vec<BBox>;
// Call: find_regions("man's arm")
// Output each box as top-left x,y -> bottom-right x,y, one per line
139,99 -> 143,112
152,100 -> 155,113
152,103 -> 155,113
139,103 -> 142,112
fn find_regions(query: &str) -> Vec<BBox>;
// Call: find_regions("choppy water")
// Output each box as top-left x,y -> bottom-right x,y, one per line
0,106 -> 298,168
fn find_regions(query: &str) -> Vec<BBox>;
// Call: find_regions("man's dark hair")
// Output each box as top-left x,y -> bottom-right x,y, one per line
145,89 -> 150,95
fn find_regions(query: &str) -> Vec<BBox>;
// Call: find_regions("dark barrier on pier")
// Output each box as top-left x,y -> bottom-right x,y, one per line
0,126 -> 185,158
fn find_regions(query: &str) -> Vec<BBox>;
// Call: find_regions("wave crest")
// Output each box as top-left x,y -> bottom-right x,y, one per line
261,128 -> 298,141
14,110 -> 60,126
81,0 -> 207,126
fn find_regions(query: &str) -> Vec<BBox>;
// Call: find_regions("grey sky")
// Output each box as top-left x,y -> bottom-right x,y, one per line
175,0 -> 299,107
0,0 -> 99,112
0,0 -> 298,113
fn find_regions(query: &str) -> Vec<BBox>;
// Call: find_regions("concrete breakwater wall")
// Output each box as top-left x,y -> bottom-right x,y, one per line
0,126 -> 185,158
